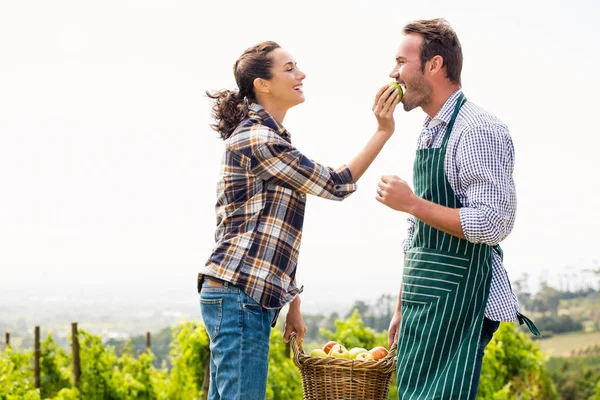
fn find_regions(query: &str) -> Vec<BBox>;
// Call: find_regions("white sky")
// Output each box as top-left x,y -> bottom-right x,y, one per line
0,0 -> 598,312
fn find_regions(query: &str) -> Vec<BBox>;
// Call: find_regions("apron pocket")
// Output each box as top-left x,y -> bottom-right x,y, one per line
402,247 -> 470,304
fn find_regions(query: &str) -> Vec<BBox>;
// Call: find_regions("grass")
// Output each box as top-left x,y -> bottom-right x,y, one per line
546,355 -> 600,374
538,330 -> 600,357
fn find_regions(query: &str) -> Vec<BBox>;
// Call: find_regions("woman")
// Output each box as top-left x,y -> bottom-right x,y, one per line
198,40 -> 399,400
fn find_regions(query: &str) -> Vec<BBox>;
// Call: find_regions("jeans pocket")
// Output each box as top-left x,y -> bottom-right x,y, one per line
200,298 -> 222,341
242,303 -> 263,315
241,294 -> 268,334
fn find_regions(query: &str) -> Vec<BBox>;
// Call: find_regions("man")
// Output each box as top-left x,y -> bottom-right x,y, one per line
376,18 -> 539,400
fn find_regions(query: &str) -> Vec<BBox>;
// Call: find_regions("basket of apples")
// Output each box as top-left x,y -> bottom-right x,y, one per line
290,335 -> 396,400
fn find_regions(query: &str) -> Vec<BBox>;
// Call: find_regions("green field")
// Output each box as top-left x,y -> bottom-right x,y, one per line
538,331 -> 600,357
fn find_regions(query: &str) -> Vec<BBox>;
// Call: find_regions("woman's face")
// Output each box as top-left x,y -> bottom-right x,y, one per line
264,48 -> 306,108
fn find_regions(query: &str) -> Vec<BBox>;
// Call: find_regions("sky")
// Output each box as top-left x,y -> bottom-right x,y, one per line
0,0 -> 599,315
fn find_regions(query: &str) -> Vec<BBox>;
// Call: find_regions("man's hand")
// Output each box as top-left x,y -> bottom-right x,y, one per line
283,298 -> 306,343
378,175 -> 466,238
376,175 -> 418,213
388,309 -> 402,348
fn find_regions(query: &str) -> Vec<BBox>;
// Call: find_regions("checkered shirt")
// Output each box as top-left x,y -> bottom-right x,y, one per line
402,89 -> 519,321
199,103 -> 357,309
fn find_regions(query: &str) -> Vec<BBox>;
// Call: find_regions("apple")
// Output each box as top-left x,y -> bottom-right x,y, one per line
348,347 -> 368,359
388,81 -> 404,102
322,341 -> 338,355
309,349 -> 328,358
328,344 -> 350,359
355,352 -> 374,361
369,346 -> 389,361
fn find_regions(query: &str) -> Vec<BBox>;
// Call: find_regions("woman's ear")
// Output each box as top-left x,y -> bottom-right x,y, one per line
254,78 -> 270,94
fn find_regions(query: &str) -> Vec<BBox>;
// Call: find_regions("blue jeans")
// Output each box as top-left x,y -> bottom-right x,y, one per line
469,317 -> 500,400
199,279 -> 276,400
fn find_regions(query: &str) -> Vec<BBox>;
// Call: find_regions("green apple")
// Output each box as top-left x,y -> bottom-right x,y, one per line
348,347 -> 368,359
328,344 -> 350,359
309,349 -> 328,358
388,81 -> 403,102
355,352 -> 374,361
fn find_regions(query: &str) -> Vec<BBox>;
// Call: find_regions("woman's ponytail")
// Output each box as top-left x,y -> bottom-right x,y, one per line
206,89 -> 248,139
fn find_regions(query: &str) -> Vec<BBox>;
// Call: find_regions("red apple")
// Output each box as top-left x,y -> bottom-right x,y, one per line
323,341 -> 338,355
369,346 -> 389,361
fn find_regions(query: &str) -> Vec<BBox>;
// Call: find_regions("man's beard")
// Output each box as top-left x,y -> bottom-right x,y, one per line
402,76 -> 432,112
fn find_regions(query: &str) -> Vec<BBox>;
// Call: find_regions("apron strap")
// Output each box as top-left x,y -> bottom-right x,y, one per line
517,312 -> 542,336
441,93 -> 467,148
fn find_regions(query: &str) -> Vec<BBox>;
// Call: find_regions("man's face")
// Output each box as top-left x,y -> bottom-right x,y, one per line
389,33 -> 433,112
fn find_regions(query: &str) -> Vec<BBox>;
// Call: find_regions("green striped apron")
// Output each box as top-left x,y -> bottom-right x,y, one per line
396,94 -> 493,399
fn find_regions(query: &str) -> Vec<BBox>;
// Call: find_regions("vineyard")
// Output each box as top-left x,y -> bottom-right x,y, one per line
1,310 -> 595,400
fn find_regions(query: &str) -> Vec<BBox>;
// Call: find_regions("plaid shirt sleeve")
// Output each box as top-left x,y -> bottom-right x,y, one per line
251,135 -> 357,200
457,123 -> 516,245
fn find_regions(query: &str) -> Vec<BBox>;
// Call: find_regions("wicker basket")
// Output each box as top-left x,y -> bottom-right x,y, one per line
291,334 -> 397,400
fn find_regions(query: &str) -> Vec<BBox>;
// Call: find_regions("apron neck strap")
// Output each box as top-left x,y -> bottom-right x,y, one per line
441,93 -> 467,148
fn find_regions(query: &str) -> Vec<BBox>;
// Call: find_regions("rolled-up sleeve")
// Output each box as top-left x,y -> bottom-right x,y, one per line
251,138 -> 357,201
457,124 -> 516,245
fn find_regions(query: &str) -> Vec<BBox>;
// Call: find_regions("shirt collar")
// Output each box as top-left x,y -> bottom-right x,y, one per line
422,88 -> 463,129
248,103 -> 291,142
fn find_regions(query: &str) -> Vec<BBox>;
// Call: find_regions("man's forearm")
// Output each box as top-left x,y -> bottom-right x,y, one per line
395,255 -> 405,313
409,197 -> 466,239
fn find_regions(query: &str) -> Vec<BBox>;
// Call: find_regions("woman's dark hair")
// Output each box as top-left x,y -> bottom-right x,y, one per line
206,41 -> 281,139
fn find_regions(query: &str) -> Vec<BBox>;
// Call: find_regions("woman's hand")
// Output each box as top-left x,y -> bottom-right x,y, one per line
283,297 -> 306,343
373,85 -> 400,136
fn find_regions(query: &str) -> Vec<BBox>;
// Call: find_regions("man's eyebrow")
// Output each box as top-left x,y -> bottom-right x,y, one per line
395,56 -> 407,62
283,61 -> 296,67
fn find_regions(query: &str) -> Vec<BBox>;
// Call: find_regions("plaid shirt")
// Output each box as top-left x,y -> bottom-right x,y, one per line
199,103 -> 357,309
403,89 -> 519,321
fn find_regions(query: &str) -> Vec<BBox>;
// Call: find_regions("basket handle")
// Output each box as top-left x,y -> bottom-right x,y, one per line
386,342 -> 398,360
289,333 -> 305,368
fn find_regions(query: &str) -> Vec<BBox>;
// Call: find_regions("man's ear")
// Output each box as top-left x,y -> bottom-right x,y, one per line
254,78 -> 270,94
427,55 -> 444,76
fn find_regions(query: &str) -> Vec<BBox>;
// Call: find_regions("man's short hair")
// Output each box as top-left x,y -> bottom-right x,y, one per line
403,18 -> 463,85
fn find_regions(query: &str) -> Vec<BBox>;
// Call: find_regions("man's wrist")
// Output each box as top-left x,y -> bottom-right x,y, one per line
407,194 -> 425,217
395,291 -> 402,313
